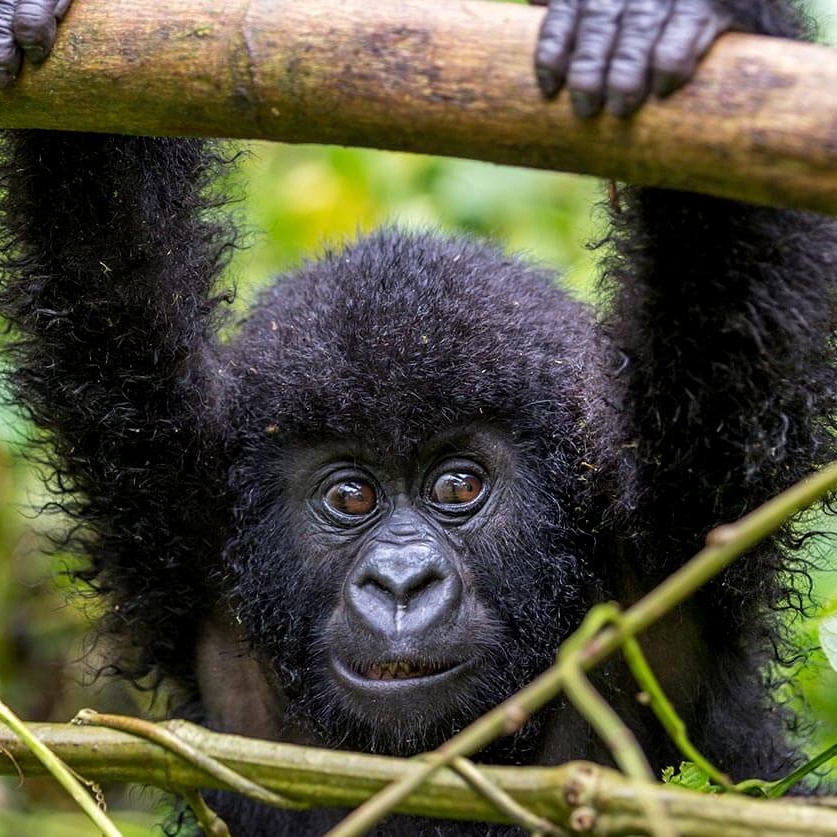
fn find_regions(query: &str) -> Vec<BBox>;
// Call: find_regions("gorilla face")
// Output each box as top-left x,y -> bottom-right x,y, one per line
206,231 -> 599,758
225,424 -> 592,757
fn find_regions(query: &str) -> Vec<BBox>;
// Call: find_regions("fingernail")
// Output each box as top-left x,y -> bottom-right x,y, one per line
571,91 -> 603,119
25,45 -> 46,64
607,91 -> 641,118
536,67 -> 561,99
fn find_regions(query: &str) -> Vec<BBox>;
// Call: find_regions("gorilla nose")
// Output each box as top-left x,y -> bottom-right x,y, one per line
345,542 -> 462,638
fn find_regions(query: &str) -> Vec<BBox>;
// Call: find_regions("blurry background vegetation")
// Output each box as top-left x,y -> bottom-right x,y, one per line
2,1 -> 837,833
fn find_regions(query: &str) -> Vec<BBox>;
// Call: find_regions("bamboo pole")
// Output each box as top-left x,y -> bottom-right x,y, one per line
1,722 -> 837,836
3,0 -> 837,214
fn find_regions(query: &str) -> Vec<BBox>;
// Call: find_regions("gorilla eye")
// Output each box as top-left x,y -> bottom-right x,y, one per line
324,480 -> 377,517
429,471 -> 485,507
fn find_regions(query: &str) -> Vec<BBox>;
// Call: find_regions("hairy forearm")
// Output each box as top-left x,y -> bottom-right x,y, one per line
603,189 -> 837,542
0,131 -> 235,682
0,133 -> 233,439
0,131 -> 237,574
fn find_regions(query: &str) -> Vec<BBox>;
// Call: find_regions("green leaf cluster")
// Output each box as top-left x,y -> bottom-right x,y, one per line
661,762 -> 725,794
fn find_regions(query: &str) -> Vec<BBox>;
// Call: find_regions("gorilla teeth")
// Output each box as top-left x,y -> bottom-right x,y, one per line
364,660 -> 438,680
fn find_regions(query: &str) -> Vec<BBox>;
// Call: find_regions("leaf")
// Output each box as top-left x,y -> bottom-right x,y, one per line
661,762 -> 724,793
818,611 -> 837,673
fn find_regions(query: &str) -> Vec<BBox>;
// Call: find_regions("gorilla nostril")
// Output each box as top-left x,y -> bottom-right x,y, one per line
357,556 -> 448,604
359,574 -> 405,605
364,576 -> 390,595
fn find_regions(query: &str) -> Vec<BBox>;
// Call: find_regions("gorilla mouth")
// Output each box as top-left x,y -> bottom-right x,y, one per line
360,659 -> 454,680
332,655 -> 465,688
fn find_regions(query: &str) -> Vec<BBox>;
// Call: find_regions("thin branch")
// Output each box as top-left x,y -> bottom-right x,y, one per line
449,757 -> 565,836
0,696 -> 121,837
4,0 -> 837,214
620,630 -> 732,790
737,740 -> 837,799
181,789 -> 231,837
558,606 -> 676,837
74,709 -> 303,810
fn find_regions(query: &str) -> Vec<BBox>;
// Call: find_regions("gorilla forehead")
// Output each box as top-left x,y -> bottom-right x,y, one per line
228,229 -> 594,452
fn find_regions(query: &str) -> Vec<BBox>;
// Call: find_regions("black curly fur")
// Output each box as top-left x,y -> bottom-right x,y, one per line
0,134 -> 237,690
2,1 -> 836,834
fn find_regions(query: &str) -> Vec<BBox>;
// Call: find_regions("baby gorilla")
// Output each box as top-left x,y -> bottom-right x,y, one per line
1,1 -> 835,835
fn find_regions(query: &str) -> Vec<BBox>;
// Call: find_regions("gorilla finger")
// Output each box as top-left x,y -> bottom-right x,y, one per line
566,0 -> 623,117
0,0 -> 22,85
14,0 -> 65,63
535,0 -> 583,99
652,0 -> 732,96
606,0 -> 672,117
55,0 -> 73,17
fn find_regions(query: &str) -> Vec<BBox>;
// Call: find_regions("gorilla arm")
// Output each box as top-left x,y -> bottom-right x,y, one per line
582,0 -> 835,583
0,0 -> 236,683
586,1 -> 837,778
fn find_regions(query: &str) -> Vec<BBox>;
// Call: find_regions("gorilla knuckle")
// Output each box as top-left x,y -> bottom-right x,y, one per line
14,1 -> 52,35
653,44 -> 692,74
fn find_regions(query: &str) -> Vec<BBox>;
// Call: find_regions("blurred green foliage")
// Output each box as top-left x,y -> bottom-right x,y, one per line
1,1 -> 837,832
226,145 -> 601,303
